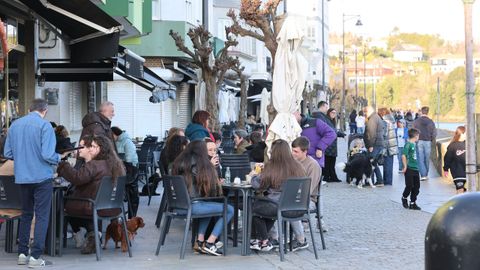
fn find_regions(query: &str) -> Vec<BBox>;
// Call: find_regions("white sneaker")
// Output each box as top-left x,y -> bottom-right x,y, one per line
18,253 -> 29,265
321,181 -> 327,186
28,257 -> 53,268
73,228 -> 86,248
317,219 -> 328,233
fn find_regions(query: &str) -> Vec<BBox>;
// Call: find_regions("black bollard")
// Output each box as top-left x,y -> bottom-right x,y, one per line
425,193 -> 480,270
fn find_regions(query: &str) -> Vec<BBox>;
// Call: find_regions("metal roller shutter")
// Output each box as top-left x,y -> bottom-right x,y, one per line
176,82 -> 191,129
108,80 -> 135,137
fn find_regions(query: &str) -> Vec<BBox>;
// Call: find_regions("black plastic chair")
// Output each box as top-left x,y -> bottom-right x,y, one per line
124,162 -> 139,219
155,175 -> 228,259
64,176 -> 131,261
250,177 -> 318,261
310,181 -> 327,250
0,176 -> 22,253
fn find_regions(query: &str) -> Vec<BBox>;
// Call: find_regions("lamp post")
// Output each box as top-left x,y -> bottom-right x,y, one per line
462,0 -> 478,191
341,13 -> 362,131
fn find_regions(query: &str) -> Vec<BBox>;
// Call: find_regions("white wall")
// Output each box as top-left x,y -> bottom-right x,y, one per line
158,0 -> 203,26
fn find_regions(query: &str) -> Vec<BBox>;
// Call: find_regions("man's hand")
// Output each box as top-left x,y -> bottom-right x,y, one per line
368,147 -> 373,153
316,149 -> 323,158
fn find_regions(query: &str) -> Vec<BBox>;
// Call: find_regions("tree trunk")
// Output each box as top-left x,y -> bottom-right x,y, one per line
237,75 -> 247,129
204,73 -> 219,132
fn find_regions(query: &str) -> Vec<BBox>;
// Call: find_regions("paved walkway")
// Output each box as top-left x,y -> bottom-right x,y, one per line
0,137 -> 457,270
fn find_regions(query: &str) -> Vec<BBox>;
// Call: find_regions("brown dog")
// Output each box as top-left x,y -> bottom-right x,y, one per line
103,217 -> 145,252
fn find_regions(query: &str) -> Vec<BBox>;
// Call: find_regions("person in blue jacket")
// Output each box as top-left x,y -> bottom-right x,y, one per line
185,110 -> 214,142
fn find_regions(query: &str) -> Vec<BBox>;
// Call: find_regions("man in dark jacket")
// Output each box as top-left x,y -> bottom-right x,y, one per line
312,101 -> 346,182
364,106 -> 387,186
80,101 -> 115,142
413,106 -> 437,180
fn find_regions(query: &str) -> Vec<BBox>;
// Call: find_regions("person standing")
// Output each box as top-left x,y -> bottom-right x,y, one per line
443,126 -> 466,194
355,111 -> 366,135
80,101 -> 115,142
4,99 -> 66,267
413,106 -> 437,180
401,128 -> 421,210
349,110 -> 357,134
378,108 -> 398,186
363,106 -> 387,186
395,120 -> 408,173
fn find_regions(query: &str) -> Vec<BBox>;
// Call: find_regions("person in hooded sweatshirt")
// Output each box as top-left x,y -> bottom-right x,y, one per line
443,126 -> 466,194
185,110 -> 214,142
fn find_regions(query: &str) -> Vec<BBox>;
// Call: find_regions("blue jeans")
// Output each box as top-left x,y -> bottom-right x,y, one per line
192,202 -> 234,238
397,147 -> 404,171
18,180 -> 53,259
383,155 -> 394,185
357,127 -> 365,135
369,146 -> 384,184
416,140 -> 431,178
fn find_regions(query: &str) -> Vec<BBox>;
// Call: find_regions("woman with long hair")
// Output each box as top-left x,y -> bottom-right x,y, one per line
250,139 -> 306,251
185,110 -> 215,142
443,126 -> 466,194
160,134 -> 189,175
57,135 -> 125,254
55,125 -> 74,153
172,140 -> 233,256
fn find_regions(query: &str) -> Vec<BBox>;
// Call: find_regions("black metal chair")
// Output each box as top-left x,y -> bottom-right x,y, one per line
250,177 -> 318,261
0,176 -> 22,253
64,176 -> 132,261
155,175 -> 228,259
124,162 -> 139,219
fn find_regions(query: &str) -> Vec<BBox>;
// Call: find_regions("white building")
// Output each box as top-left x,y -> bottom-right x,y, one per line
392,44 -> 424,62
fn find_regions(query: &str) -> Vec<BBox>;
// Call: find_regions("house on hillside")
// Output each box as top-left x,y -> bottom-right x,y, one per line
392,44 -> 424,62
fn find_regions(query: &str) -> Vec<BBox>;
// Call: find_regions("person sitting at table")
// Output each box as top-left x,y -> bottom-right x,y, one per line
111,126 -> 139,218
160,135 -> 189,175
185,110 -> 214,142
57,135 -> 126,254
250,139 -> 306,252
246,131 -> 266,162
205,138 -> 221,177
55,125 -> 74,154
233,129 -> 250,154
172,140 -> 234,256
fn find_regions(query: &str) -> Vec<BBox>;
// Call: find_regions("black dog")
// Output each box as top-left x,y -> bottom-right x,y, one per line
341,152 -> 375,189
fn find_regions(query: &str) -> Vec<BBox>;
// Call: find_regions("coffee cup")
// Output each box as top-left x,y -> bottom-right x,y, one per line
234,177 -> 241,185
245,174 -> 252,184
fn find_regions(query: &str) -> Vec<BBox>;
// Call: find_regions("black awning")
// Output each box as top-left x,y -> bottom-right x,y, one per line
38,62 -> 115,82
18,0 -> 122,62
116,59 -> 175,92
166,63 -> 197,83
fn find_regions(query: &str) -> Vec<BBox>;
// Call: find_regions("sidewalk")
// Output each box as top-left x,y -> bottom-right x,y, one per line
0,138 -> 456,270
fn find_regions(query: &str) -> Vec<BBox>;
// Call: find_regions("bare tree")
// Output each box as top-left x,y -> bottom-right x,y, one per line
231,57 -> 247,128
169,26 -> 238,130
227,0 -> 284,123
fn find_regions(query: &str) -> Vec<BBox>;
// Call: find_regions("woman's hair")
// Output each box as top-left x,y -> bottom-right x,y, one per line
260,139 -> 305,190
81,135 -> 125,181
358,111 -> 364,117
327,108 -> 337,126
166,127 -> 184,141
172,140 -> 220,197
451,126 -> 466,143
55,125 -> 69,138
377,107 -> 391,117
192,110 -> 211,128
111,126 -> 123,137
165,135 -> 189,163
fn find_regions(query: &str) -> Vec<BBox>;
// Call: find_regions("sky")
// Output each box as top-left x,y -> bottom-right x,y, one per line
328,0 -> 480,42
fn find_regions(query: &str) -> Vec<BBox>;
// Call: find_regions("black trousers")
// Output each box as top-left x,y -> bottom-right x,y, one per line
402,168 -> 420,202
69,217 -> 94,233
125,163 -> 139,219
251,200 -> 277,241
324,155 -> 340,182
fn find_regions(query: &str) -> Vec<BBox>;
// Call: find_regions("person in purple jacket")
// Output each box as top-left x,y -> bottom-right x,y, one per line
293,111 -> 336,169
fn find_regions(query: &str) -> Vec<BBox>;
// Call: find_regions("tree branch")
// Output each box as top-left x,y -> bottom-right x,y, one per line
169,30 -> 197,64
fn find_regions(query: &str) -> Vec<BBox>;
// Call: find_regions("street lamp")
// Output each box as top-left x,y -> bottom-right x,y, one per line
341,13 -> 362,131
462,0 -> 478,191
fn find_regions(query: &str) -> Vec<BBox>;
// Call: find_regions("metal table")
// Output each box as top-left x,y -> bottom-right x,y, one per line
45,180 -> 68,256
222,183 -> 253,256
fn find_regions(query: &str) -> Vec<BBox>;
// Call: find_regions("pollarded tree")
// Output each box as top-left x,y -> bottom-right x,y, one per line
231,57 -> 247,128
170,26 -> 238,131
227,0 -> 284,123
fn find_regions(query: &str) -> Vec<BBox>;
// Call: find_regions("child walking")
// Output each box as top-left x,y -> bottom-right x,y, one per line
401,128 -> 421,210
